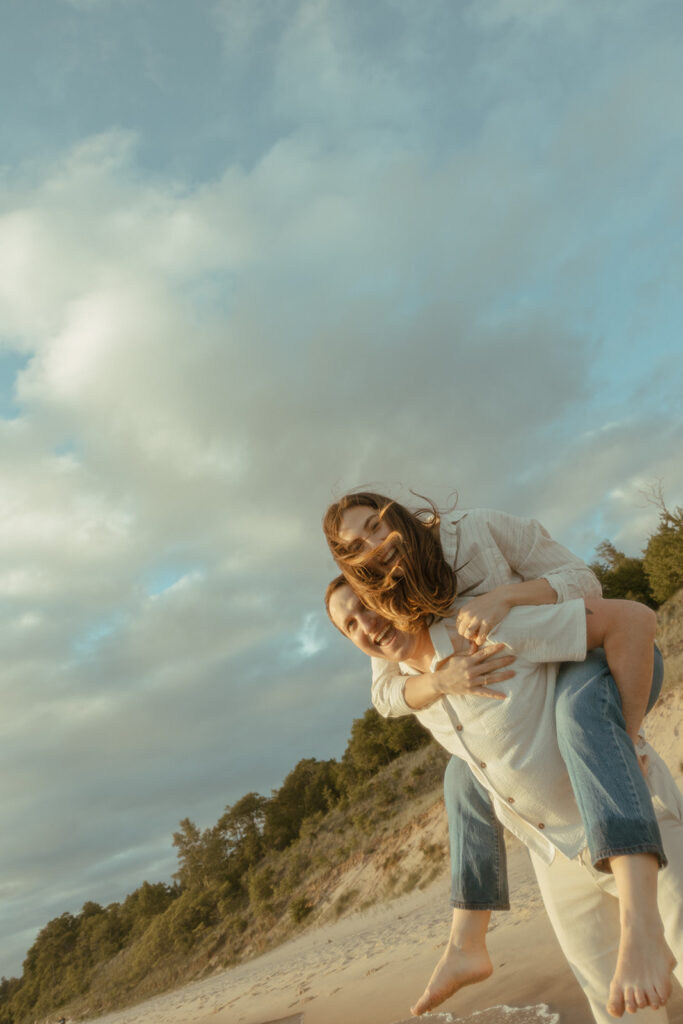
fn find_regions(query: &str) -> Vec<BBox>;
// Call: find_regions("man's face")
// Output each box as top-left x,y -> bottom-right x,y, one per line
337,504 -> 401,574
328,582 -> 417,661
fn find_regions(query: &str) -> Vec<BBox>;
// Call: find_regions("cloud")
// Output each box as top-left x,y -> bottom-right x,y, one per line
0,0 -> 682,980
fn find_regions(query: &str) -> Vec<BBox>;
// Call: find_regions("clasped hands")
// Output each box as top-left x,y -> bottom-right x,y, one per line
433,642 -> 516,700
426,589 -> 516,700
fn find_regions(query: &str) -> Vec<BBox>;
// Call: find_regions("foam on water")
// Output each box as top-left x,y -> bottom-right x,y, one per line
392,1004 -> 560,1024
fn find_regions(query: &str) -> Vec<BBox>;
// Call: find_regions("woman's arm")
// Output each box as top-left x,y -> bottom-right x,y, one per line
453,510 -> 601,642
456,579 -> 558,643
373,507 -> 602,715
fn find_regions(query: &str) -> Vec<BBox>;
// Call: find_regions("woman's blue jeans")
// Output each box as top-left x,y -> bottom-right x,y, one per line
444,646 -> 665,910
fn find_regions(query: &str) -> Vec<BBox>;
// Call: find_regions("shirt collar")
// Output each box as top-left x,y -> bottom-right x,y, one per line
427,619 -> 455,671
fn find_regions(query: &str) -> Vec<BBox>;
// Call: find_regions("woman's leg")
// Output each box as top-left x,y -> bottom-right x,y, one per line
530,848 -> 671,1024
410,907 -> 493,1016
530,761 -> 682,1023
554,646 -> 675,1015
443,754 -> 510,910
554,645 -> 665,872
410,757 -> 508,1016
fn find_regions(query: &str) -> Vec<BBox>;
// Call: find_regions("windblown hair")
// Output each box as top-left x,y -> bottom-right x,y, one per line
322,491 -> 457,632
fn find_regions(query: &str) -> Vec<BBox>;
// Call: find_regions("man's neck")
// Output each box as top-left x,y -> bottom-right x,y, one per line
403,620 -> 470,673
403,628 -> 437,673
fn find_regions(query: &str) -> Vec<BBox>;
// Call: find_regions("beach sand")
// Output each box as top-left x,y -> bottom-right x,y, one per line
82,838 -> 683,1024
83,688 -> 683,1024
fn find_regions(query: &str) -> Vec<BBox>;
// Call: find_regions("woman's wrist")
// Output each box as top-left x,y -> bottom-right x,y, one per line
493,584 -> 516,609
499,579 -> 558,608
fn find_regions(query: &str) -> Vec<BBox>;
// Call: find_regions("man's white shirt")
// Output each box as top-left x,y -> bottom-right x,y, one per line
401,600 -> 589,865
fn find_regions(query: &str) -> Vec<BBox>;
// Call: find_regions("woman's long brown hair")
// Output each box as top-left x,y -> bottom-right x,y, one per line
322,491 -> 457,631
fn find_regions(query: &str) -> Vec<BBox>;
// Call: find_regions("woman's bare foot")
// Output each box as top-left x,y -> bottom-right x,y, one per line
606,925 -> 676,1017
410,943 -> 493,1016
607,852 -> 677,1017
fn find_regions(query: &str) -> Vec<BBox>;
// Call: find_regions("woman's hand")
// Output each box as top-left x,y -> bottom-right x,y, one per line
456,589 -> 514,644
434,642 -> 516,700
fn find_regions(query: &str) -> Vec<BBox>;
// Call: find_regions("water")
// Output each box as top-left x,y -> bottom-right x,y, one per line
392,1004 -> 560,1024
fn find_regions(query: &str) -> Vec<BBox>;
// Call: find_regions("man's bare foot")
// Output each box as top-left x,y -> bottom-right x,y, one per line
606,926 -> 676,1017
410,943 -> 493,1016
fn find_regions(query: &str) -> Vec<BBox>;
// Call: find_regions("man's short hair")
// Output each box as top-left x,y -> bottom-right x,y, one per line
325,574 -> 351,633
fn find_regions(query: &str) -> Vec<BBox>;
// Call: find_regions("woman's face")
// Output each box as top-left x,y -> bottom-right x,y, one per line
337,504 -> 400,572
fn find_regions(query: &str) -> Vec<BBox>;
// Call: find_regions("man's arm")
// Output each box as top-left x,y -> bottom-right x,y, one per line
372,645 -> 516,714
371,657 -> 414,717
584,597 -> 658,741
402,643 -> 516,709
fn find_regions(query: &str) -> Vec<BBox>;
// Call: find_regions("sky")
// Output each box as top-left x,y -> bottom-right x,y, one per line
0,0 -> 682,980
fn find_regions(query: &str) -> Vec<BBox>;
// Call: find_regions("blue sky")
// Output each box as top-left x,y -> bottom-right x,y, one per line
0,0 -> 682,980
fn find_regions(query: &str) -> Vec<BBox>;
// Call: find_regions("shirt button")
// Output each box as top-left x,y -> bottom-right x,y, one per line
507,797 -> 514,804
479,761 -> 487,769
538,823 -> 545,830
456,724 -> 463,732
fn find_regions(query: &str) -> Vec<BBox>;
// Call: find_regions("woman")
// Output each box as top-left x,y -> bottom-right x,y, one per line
323,491 -> 667,1018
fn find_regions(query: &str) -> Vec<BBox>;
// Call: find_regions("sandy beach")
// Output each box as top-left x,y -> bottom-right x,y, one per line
80,837 -> 683,1024
81,685 -> 683,1024
78,841 -> 593,1024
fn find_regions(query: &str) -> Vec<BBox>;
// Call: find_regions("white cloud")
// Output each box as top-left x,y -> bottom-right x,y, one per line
0,0 -> 682,981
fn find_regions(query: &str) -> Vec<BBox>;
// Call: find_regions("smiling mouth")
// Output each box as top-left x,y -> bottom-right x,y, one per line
372,623 -> 396,647
380,546 -> 399,567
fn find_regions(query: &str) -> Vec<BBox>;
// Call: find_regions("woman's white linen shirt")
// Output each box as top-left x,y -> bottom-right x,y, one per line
371,507 -> 601,718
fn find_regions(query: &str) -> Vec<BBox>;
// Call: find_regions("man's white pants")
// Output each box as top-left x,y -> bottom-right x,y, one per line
530,747 -> 683,1024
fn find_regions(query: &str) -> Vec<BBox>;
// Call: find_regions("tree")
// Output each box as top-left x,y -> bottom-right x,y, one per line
590,540 -> 656,607
643,503 -> 683,604
172,818 -> 226,891
264,759 -> 341,850
339,707 -> 430,789
215,792 -> 268,873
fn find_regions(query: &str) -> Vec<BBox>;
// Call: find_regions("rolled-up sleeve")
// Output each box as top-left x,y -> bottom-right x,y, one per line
371,656 -> 413,718
482,509 -> 602,603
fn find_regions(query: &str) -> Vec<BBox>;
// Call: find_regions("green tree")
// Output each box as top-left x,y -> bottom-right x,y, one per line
216,792 -> 268,866
590,540 -> 656,607
121,881 -> 179,940
643,504 -> 683,604
340,707 -> 430,786
172,818 -> 226,891
264,759 -> 341,850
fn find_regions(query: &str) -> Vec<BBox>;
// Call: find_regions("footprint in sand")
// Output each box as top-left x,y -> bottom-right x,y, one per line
365,961 -> 390,976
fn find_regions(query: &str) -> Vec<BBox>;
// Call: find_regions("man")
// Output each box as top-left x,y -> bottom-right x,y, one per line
326,577 -> 683,1023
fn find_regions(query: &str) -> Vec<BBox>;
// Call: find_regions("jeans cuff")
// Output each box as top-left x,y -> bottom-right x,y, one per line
591,844 -> 667,874
451,898 -> 510,911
